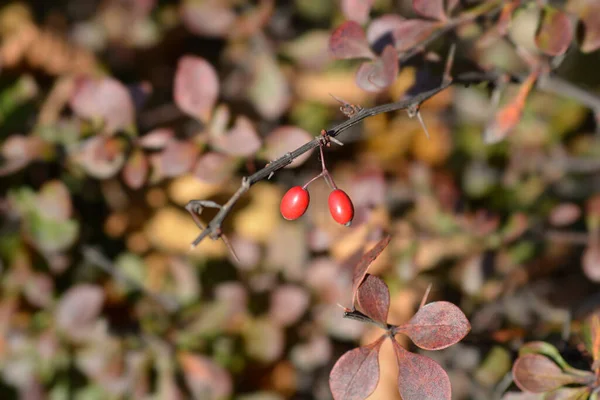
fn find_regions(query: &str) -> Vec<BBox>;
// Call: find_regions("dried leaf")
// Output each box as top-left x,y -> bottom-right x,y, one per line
392,19 -> 438,52
535,7 -> 573,56
512,354 -> 582,393
122,148 -> 148,189
413,0 -> 447,21
393,340 -> 451,400
70,77 -> 134,134
263,126 -> 314,168
355,45 -> 398,92
174,55 -> 219,121
178,352 -> 232,400
357,274 -> 390,324
399,301 -> 470,350
329,336 -> 385,400
351,235 -> 391,310
194,152 -> 237,184
211,115 -> 261,157
55,284 -> 104,337
341,0 -> 375,24
329,21 -> 375,60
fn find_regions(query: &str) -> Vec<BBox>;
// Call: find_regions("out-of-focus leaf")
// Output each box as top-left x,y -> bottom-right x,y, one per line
248,52 -> 291,120
367,15 -> 406,45
512,354 -> 584,393
291,335 -> 332,370
329,335 -> 384,400
178,352 -> 232,400
56,284 -> 104,338
329,21 -> 375,60
28,213 -> 79,253
194,152 -> 236,184
244,318 -> 284,363
357,274 -> 390,324
341,0 -> 374,24
263,126 -> 314,168
398,301 -> 470,350
211,115 -> 261,157
157,140 -> 199,178
350,235 -> 391,310
549,203 -> 581,226
518,342 -> 581,374
75,136 -> 126,179
269,285 -> 310,327
392,19 -> 438,52
137,128 -> 174,149
545,387 -> 591,400
122,148 -> 148,189
281,30 -> 331,70
355,45 -> 398,92
181,0 -> 236,37
474,346 -> 512,388
484,70 -> 538,144
70,77 -> 134,134
583,242 -> 600,282
37,180 -> 72,221
393,339 -> 451,400
567,0 -> 600,53
174,55 -> 219,122
413,0 -> 447,21
535,7 -> 573,56
0,134 -> 47,175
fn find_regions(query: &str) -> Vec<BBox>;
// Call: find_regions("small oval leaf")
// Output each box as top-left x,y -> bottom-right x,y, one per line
329,21 -> 375,60
341,0 -> 375,24
535,7 -> 573,56
355,45 -> 398,92
263,126 -> 313,168
211,115 -> 261,157
122,148 -> 148,189
351,235 -> 391,310
512,354 -> 582,393
357,274 -> 390,324
174,55 -> 219,121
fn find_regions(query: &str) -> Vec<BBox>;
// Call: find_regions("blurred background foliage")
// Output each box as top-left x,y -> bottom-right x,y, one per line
0,0 -> 600,399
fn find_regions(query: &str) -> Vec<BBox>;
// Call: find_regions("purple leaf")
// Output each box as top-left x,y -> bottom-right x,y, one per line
357,274 -> 390,324
393,340 -> 451,400
174,55 -> 219,121
567,0 -> 600,53
329,335 -> 385,400
157,140 -> 199,178
512,354 -> 583,393
398,301 -> 470,350
535,7 -> 573,56
178,352 -> 233,400
329,21 -> 375,60
413,0 -> 447,21
211,115 -> 261,157
70,77 -> 135,134
367,15 -> 406,45
350,235 -> 391,310
392,19 -> 439,52
264,126 -> 313,168
194,152 -> 236,184
56,284 -> 104,337
269,284 -> 310,327
122,148 -> 148,189
355,45 -> 398,92
341,0 -> 375,24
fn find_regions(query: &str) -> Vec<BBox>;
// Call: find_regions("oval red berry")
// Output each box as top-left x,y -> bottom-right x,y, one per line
280,186 -> 310,220
328,189 -> 354,226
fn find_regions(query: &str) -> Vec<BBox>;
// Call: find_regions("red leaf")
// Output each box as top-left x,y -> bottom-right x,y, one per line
174,55 -> 219,121
194,152 -> 236,184
567,0 -> 600,53
513,354 -> 582,393
122,148 -> 148,189
392,19 -> 439,52
413,0 -> 447,21
329,336 -> 385,400
398,301 -> 470,350
178,352 -> 233,400
355,45 -> 398,92
535,7 -> 573,56
484,69 -> 539,144
70,77 -> 135,134
211,115 -> 261,157
264,126 -> 313,168
357,274 -> 390,324
367,15 -> 406,45
341,0 -> 375,24
393,340 -> 451,400
350,235 -> 391,310
329,21 -> 375,60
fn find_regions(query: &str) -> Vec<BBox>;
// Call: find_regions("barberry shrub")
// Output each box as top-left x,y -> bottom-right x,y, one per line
329,236 -> 471,400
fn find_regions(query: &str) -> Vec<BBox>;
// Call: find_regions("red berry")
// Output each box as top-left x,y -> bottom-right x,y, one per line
328,189 -> 354,226
280,186 -> 310,220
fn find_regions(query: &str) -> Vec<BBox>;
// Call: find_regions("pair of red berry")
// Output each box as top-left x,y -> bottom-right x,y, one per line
280,186 -> 354,226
